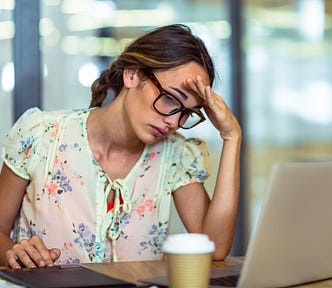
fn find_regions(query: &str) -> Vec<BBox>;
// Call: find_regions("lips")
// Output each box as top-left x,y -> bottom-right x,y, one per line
151,125 -> 168,138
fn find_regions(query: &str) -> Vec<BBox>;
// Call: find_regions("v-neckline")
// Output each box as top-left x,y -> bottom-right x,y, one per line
82,108 -> 147,182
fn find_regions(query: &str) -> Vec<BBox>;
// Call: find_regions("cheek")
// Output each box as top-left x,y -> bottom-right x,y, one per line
126,90 -> 155,119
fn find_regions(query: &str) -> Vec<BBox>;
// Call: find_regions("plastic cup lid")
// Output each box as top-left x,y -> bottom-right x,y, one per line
163,233 -> 215,254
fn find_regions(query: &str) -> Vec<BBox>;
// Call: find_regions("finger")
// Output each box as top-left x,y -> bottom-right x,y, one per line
186,76 -> 216,107
11,242 -> 38,268
185,78 -> 205,100
14,237 -> 47,267
194,75 -> 207,97
29,235 -> 54,267
49,248 -> 61,265
6,249 -> 23,269
204,86 -> 213,104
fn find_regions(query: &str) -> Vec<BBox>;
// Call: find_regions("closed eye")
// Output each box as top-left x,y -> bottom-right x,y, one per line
161,93 -> 180,106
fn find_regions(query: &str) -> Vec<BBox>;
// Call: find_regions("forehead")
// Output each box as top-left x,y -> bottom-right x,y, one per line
155,62 -> 210,86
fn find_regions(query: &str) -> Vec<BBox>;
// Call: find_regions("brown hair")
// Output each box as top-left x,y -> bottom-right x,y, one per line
90,24 -> 215,107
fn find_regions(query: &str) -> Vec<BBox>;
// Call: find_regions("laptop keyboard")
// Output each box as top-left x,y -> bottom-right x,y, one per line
209,274 -> 240,287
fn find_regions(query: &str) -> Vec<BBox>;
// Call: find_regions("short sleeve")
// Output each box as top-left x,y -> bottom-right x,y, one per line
1,107 -> 43,180
172,137 -> 212,191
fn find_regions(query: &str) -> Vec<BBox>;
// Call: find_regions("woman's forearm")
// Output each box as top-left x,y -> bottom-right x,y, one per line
0,232 -> 15,266
203,135 -> 242,259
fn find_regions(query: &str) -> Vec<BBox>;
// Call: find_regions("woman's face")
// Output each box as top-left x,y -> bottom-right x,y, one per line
124,62 -> 210,144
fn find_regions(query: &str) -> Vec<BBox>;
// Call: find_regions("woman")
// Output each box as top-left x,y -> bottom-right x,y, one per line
0,24 -> 241,268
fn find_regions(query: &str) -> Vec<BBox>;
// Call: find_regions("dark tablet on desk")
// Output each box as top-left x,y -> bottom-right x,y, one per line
0,265 -> 136,288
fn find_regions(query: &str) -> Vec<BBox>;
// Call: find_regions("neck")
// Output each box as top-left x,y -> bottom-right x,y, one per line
87,99 -> 144,154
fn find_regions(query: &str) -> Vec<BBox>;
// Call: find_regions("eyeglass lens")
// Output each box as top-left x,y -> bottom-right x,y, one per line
154,93 -> 204,129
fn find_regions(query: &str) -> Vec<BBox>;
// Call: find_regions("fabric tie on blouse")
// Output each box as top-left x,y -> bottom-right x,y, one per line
100,177 -> 132,262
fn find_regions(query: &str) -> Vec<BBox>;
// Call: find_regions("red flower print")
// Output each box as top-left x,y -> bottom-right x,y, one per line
136,205 -> 145,215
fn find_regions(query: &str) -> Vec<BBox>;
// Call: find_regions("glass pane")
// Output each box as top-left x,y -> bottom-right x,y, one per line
245,0 -> 332,242
0,0 -> 15,167
40,0 -> 231,233
41,0 -> 231,108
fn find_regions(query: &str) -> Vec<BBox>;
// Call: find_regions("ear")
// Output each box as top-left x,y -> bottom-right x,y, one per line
123,68 -> 139,88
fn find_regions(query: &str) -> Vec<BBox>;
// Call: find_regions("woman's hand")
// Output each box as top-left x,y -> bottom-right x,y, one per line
6,235 -> 61,269
186,76 -> 241,141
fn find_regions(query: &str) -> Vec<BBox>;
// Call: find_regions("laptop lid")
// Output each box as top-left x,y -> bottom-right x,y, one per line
238,161 -> 332,288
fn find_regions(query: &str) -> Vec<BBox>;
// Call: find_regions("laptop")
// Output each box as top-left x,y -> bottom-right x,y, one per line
0,265 -> 137,288
143,161 -> 332,287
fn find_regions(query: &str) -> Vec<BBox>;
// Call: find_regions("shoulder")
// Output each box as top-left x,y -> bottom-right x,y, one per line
18,107 -> 94,132
1,107 -> 93,179
15,106 -> 89,120
163,132 -> 186,145
37,107 -> 93,122
164,132 -> 208,151
161,132 -> 211,189
3,107 -> 92,150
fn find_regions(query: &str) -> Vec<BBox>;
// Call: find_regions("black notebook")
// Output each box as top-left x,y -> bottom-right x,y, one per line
0,265 -> 136,288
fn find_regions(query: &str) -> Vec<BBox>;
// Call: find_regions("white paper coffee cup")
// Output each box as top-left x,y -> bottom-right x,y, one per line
163,233 -> 215,288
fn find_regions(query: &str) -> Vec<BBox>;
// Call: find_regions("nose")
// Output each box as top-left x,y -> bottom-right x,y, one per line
163,113 -> 180,128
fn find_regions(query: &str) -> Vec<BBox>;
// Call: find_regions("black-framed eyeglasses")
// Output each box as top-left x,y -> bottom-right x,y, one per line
147,72 -> 205,129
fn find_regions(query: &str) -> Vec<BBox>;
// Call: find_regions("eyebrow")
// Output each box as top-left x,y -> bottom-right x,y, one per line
169,86 -> 203,110
170,86 -> 188,100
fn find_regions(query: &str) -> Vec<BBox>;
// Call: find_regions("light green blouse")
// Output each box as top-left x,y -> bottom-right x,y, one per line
1,107 -> 211,264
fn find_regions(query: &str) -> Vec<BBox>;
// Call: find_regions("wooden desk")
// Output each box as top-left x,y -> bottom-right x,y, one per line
82,257 -> 243,286
81,257 -> 332,287
1,257 -> 332,287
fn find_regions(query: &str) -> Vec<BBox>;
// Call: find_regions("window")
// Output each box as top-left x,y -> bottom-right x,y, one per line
244,0 -> 332,244
0,0 -> 14,167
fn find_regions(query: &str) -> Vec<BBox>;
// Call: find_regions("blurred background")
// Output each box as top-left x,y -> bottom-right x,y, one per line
1,0 -> 332,255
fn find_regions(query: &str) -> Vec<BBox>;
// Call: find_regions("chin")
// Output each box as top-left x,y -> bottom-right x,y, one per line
137,125 -> 166,145
141,134 -> 164,145
142,138 -> 158,145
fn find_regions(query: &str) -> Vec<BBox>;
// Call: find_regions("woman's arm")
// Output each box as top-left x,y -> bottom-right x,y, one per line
0,163 -> 28,266
173,76 -> 242,260
173,137 -> 240,260
0,163 -> 61,268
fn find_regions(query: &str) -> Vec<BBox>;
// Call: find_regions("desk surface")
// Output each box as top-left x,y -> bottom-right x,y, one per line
81,257 -> 244,286
1,257 -> 332,287
81,257 -> 332,287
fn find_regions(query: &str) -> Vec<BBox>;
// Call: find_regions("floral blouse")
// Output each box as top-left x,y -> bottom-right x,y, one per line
1,107 -> 211,264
